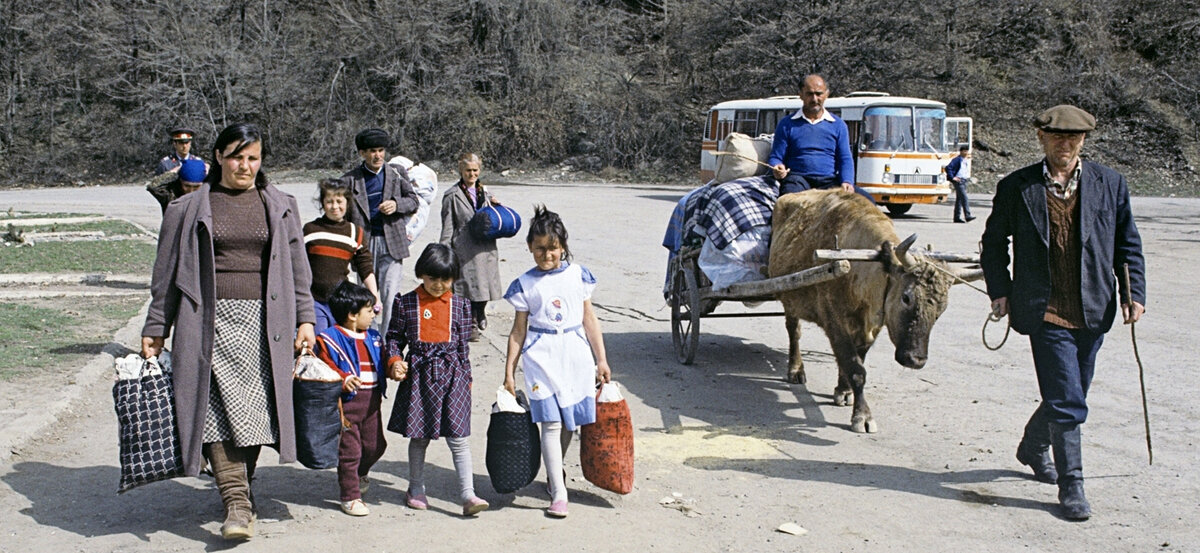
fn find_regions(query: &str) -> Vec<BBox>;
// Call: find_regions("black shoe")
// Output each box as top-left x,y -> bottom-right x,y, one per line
965,215 -> 977,222
1016,444 -> 1058,484
953,219 -> 965,223
1058,480 -> 1091,520
477,315 -> 487,331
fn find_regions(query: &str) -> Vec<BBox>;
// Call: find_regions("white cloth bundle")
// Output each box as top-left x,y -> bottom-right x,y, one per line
491,386 -> 527,413
114,352 -> 171,380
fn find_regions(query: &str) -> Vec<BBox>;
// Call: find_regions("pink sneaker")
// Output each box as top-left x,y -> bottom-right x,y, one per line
405,491 -> 428,510
462,496 -> 490,516
547,500 -> 568,518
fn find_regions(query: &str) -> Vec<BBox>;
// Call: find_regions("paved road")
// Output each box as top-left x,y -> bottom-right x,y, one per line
0,179 -> 1196,552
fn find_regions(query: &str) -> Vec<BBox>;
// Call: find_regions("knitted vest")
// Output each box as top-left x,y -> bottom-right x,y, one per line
1043,190 -> 1084,328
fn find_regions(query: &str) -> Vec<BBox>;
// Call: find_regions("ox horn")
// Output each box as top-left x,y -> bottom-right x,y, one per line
895,233 -> 918,263
952,267 -> 986,283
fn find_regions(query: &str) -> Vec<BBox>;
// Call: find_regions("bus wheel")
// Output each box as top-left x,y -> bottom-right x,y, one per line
885,203 -> 912,216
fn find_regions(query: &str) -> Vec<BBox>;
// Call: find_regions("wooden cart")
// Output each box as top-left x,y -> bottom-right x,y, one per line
667,247 -> 851,364
667,245 -> 981,364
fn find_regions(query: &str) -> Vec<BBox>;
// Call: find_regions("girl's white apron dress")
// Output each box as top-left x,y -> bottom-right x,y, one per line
505,262 -> 597,430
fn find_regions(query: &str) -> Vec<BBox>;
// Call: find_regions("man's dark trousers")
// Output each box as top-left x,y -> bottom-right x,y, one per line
778,173 -> 876,204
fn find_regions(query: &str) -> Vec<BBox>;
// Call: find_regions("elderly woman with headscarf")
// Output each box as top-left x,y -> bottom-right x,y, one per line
439,152 -> 503,341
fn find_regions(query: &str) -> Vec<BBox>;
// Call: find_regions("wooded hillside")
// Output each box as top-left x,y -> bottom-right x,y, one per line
2,1 -> 1197,194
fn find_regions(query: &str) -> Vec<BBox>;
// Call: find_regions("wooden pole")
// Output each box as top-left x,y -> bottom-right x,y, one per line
702,260 -> 851,300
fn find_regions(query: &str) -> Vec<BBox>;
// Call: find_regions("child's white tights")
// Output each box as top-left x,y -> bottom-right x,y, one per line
540,422 -> 574,503
407,437 -> 475,501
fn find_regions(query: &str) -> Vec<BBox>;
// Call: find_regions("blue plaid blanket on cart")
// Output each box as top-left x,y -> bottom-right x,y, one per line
682,175 -> 778,250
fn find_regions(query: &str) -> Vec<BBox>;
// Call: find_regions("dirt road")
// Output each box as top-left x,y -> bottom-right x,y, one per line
1,179 -> 1196,552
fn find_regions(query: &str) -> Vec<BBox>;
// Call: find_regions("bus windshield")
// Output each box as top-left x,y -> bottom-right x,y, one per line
916,108 -> 947,153
860,106 -> 913,151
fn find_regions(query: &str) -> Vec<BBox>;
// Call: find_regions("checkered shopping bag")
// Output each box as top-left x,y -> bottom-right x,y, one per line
113,354 -> 184,493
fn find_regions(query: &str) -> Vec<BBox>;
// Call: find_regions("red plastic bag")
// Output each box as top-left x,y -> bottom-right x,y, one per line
580,382 -> 634,494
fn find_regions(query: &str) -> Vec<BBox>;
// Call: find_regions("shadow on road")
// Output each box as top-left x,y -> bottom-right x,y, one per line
606,329 -> 845,443
682,457 -> 1050,512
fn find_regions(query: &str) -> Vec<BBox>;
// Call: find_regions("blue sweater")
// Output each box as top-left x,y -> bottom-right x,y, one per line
767,112 -> 855,184
946,156 -> 965,181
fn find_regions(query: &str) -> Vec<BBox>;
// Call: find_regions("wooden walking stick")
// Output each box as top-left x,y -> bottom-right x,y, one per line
1122,263 -> 1153,465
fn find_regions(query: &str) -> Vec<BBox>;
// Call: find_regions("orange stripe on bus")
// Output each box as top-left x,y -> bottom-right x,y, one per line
858,152 -> 952,160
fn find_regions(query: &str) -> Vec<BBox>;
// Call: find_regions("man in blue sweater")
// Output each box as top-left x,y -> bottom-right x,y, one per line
768,74 -> 873,203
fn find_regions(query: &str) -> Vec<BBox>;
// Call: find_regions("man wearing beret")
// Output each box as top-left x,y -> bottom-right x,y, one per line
981,105 -> 1146,520
146,158 -> 207,213
155,126 -> 206,176
342,128 -> 419,330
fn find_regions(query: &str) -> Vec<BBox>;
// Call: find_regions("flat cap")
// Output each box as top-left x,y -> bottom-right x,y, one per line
169,126 -> 196,139
355,128 -> 390,150
1033,105 -> 1095,133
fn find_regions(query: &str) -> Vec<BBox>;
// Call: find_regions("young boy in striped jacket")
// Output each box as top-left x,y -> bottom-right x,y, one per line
314,281 -> 388,517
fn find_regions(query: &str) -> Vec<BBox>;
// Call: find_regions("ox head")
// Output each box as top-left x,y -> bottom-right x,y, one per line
879,234 -> 954,369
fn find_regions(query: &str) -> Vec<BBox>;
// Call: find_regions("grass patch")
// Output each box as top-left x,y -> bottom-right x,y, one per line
9,219 -> 146,236
0,296 -> 145,380
0,212 -> 90,220
0,240 -> 156,273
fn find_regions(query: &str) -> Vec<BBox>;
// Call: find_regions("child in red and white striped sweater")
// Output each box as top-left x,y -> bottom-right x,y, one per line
303,178 -> 380,333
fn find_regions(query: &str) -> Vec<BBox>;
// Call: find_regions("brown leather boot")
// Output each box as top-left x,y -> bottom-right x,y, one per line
204,441 -> 256,540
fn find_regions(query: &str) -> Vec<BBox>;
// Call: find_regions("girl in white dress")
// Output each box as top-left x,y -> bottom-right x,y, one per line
503,205 -> 612,518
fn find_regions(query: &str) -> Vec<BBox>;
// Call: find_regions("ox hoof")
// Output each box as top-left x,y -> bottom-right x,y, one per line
787,370 -> 807,385
834,390 -> 852,407
850,417 -> 878,433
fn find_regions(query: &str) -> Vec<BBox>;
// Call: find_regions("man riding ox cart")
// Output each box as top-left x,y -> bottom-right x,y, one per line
666,167 -> 979,434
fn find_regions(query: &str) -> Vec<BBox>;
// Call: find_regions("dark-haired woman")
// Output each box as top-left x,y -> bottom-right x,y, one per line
142,123 -> 315,541
439,153 -> 503,341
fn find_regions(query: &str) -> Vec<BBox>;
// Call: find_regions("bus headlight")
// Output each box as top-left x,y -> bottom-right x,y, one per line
882,172 -> 893,185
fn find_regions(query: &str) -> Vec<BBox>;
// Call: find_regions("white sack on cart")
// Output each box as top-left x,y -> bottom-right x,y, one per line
714,133 -> 772,183
697,225 -> 771,291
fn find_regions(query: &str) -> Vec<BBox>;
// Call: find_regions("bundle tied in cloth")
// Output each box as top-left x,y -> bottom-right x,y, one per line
292,343 -> 346,470
713,132 -> 773,183
113,352 -> 184,493
486,387 -> 542,493
580,380 -> 635,494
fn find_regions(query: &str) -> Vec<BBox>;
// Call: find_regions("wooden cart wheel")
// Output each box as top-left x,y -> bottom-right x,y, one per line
671,259 -> 701,365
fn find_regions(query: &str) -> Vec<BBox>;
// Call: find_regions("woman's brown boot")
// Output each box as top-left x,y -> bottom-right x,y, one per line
204,441 -> 256,540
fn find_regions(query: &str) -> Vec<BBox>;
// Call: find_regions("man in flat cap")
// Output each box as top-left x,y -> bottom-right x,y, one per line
981,105 -> 1146,520
155,126 -> 206,176
342,128 -> 419,329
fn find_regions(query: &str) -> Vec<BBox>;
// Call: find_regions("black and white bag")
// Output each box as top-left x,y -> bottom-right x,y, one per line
113,353 -> 184,493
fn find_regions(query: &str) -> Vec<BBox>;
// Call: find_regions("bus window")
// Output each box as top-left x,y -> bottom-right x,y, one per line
734,110 -> 758,135
862,106 -> 913,151
757,109 -> 785,136
916,108 -> 947,152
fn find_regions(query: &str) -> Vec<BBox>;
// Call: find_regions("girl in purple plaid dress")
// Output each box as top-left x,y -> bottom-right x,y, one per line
385,244 -> 489,517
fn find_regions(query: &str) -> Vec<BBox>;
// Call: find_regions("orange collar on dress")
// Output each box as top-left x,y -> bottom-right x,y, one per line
416,285 -> 452,304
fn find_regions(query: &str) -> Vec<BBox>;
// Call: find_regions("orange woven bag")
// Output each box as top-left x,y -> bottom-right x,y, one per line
580,382 -> 634,494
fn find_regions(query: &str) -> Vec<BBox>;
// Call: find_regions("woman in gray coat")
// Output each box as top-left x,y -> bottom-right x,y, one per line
141,123 -> 315,541
439,153 -> 503,340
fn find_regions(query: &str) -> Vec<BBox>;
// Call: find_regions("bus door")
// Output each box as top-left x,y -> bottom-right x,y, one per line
946,117 -> 972,150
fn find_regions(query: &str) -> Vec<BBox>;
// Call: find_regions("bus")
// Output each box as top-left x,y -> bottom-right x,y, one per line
699,92 -> 972,215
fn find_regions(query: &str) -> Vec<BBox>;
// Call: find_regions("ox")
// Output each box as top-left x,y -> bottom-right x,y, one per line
768,190 -> 955,433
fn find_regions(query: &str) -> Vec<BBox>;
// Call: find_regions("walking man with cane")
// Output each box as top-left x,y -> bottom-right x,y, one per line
980,104 -> 1146,520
